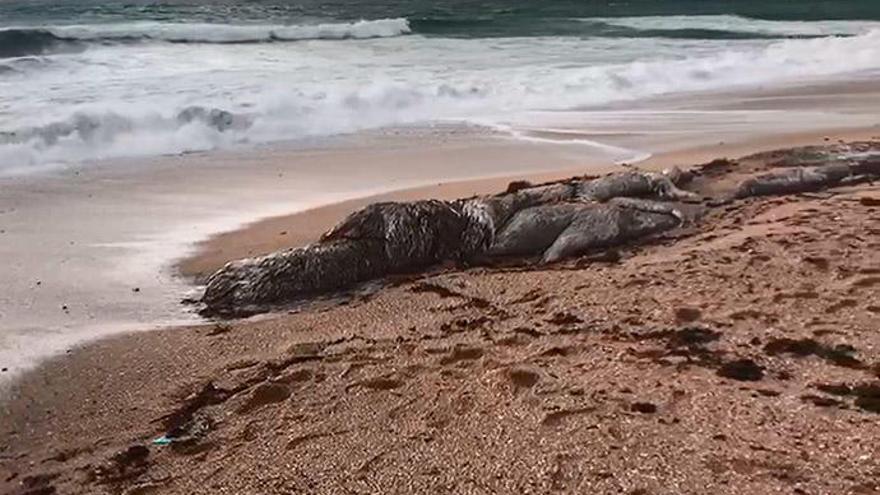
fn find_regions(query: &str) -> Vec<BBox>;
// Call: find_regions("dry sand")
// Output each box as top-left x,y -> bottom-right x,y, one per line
3,138 -> 880,495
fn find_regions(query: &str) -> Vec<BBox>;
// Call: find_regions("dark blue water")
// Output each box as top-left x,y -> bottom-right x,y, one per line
4,0 -> 879,59
3,0 -> 880,33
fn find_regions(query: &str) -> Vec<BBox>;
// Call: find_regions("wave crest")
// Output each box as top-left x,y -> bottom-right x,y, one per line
591,15 -> 880,37
0,18 -> 411,57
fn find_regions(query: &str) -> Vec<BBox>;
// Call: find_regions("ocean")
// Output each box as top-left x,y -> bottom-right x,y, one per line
1,0 -> 879,172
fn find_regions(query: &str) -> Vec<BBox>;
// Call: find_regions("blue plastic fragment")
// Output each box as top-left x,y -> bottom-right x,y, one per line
152,435 -> 173,446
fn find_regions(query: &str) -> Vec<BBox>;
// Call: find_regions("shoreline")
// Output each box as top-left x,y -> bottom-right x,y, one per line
0,74 -> 878,381
2,134 -> 879,494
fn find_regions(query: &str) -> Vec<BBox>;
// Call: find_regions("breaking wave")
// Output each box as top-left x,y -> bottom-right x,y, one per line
591,14 -> 880,37
1,21 -> 879,172
0,18 -> 411,57
4,14 -> 878,59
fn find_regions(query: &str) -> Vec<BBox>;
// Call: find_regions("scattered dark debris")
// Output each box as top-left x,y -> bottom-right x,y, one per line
632,326 -> 720,348
717,359 -> 764,382
666,327 -> 720,348
160,411 -> 215,451
811,382 -> 880,413
626,326 -> 724,369
157,382 -> 231,435
630,402 -> 658,414
764,338 -> 864,369
801,394 -> 843,408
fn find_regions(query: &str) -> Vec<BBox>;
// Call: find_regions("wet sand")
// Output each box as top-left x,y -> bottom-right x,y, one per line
0,132 -> 616,376
2,139 -> 880,494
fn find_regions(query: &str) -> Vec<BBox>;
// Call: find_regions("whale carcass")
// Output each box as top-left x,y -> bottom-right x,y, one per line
201,150 -> 880,316
201,168 -> 699,315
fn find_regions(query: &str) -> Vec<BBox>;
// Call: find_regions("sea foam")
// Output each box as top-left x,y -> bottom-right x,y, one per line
1,23 -> 879,172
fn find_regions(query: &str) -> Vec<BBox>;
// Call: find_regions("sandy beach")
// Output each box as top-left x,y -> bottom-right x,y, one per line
7,1 -> 880,492
2,75 -> 880,494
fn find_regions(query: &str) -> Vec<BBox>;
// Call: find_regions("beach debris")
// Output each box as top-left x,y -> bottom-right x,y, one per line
199,147 -> 880,316
153,411 -> 214,446
151,436 -> 172,446
155,382 -> 228,445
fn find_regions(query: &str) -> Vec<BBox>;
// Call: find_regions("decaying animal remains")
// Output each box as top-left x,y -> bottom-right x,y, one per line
201,149 -> 880,316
